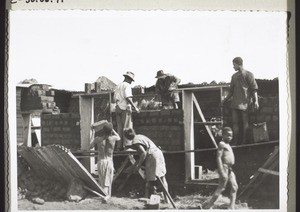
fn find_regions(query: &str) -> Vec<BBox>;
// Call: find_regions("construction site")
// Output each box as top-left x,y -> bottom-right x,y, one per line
16,77 -> 280,210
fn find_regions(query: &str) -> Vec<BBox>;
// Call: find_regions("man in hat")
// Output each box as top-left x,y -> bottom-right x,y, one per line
222,57 -> 259,145
114,71 -> 140,150
155,70 -> 181,109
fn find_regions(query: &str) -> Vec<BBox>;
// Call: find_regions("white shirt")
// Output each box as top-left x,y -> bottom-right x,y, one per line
114,81 -> 133,110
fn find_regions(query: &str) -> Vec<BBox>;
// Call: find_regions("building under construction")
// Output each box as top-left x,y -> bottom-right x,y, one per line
16,77 -> 279,208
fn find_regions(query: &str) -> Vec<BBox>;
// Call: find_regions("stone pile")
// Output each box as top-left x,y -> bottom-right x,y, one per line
17,155 -> 68,203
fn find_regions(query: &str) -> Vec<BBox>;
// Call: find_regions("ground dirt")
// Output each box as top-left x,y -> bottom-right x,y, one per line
18,193 -> 251,210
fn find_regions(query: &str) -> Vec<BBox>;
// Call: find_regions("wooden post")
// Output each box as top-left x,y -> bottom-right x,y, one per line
182,90 -> 194,181
79,96 -> 94,172
192,93 -> 218,148
22,113 -> 32,147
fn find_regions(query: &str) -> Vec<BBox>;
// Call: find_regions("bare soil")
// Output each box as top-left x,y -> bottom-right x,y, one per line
18,193 -> 250,210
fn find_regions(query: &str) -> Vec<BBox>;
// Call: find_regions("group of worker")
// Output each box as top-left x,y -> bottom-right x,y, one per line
89,56 -> 259,209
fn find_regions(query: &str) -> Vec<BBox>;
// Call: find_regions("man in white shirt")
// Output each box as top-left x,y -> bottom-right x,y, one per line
114,71 -> 140,150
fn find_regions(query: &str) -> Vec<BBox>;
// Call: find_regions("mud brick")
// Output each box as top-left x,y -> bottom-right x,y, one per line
272,115 -> 279,122
173,118 -> 179,123
90,83 -> 95,91
60,113 -> 71,118
42,127 -> 51,133
46,90 -> 55,96
149,111 -> 160,117
37,90 -> 46,96
145,118 -> 152,124
138,111 -> 148,117
64,134 -> 72,139
40,96 -> 54,102
265,115 -> 272,122
169,126 -> 180,131
249,115 -> 256,123
49,134 -> 55,138
171,109 -> 183,116
53,127 -> 61,132
151,118 -> 157,124
62,127 -> 71,132
64,120 -> 69,125
85,83 -> 92,93
256,115 -> 265,123
260,107 -> 273,114
95,82 -> 102,93
132,87 -> 145,95
50,114 -> 60,119
71,113 -> 80,118
167,118 -> 173,123
41,85 -> 50,91
139,119 -> 145,124
42,114 -> 51,120
160,110 -> 171,116
158,118 -> 163,124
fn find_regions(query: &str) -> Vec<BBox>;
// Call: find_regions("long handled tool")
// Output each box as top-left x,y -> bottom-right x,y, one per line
156,176 -> 177,209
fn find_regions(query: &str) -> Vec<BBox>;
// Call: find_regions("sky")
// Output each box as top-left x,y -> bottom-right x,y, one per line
9,10 -> 287,91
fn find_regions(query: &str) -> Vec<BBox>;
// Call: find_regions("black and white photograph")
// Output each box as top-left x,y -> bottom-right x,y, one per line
6,2 -> 292,211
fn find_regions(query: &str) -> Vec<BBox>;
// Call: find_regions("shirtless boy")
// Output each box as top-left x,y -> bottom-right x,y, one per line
89,121 -> 120,197
203,127 -> 238,209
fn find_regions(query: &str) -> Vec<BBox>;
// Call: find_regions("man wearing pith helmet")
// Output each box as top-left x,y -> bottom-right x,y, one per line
114,71 -> 140,150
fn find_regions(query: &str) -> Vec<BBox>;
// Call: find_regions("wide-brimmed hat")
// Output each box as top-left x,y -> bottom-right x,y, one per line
155,70 -> 166,79
123,71 -> 135,81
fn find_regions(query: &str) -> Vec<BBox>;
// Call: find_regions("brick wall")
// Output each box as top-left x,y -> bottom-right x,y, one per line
16,88 -> 24,145
68,98 -> 80,114
41,113 -> 81,150
131,109 -> 184,151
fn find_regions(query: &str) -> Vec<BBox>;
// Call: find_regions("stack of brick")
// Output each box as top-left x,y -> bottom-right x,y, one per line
41,113 -> 81,150
132,110 -> 184,151
16,87 -> 24,145
20,84 -> 56,112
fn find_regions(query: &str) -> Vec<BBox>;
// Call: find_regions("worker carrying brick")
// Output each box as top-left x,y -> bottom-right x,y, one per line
89,121 -> 121,198
202,127 -> 238,209
114,71 -> 140,150
221,57 -> 259,145
123,128 -> 169,201
155,70 -> 181,109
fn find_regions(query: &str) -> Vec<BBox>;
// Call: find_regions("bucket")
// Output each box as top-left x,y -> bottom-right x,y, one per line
252,122 -> 269,143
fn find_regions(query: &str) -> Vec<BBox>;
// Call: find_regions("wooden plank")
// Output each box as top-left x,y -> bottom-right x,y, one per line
128,155 -> 145,179
176,84 -> 230,92
258,168 -> 279,176
79,96 -> 94,172
22,113 -> 31,147
63,146 -> 107,196
73,141 -> 279,157
192,93 -> 218,148
156,176 -> 177,209
238,148 -> 279,200
241,157 -> 279,200
83,186 -> 107,200
182,90 -> 195,181
117,155 -> 146,191
194,121 -> 223,125
113,157 -> 130,182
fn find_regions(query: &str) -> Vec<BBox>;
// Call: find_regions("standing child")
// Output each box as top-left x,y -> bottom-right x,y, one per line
203,127 -> 238,209
89,121 -> 120,198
